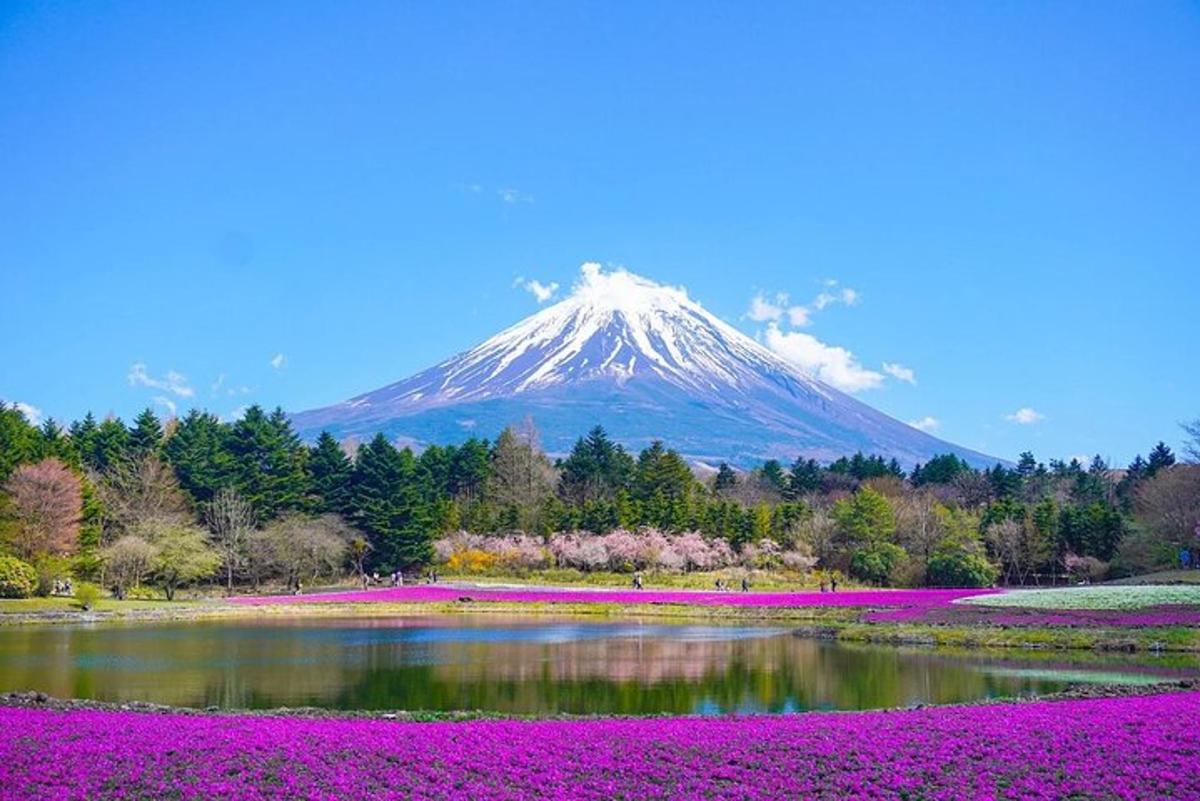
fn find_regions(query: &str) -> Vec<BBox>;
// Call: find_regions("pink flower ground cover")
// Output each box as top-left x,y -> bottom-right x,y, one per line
232,585 -> 991,613
864,603 -> 1200,627
2,692 -> 1198,800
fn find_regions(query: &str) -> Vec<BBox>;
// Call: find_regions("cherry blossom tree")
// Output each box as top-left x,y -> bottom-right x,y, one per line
2,458 -> 82,560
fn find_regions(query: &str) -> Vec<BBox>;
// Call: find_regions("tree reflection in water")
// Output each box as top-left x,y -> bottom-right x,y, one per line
0,615 -> 1194,714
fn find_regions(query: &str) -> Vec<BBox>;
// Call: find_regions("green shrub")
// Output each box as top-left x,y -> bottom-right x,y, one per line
74,582 -> 101,611
124,585 -> 160,601
850,543 -> 907,586
0,556 -> 38,598
926,549 -> 998,588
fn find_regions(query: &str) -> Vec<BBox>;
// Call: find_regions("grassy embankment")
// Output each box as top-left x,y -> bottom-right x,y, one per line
2,582 -> 1198,653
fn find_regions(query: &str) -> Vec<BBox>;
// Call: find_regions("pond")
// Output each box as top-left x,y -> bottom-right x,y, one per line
0,615 -> 1194,715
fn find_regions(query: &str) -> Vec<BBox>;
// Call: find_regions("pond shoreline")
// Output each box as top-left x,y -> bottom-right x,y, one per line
4,594 -> 1199,652
3,680 -> 1196,722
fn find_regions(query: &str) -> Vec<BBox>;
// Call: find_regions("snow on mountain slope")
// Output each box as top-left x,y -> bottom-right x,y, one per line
290,264 -> 997,467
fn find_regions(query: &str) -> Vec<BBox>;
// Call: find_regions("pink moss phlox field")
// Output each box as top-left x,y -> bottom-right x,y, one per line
864,603 -> 1200,627
232,585 -> 992,613
3,693 -> 1199,800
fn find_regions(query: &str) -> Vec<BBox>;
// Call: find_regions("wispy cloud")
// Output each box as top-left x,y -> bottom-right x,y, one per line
1005,407 -> 1045,425
128,363 -> 194,397
787,306 -> 811,327
749,281 -> 915,393
747,293 -> 786,322
153,396 -> 177,417
813,284 -> 858,311
763,323 -> 885,393
456,183 -> 533,206
497,187 -> 533,205
270,353 -> 286,370
746,292 -> 812,327
514,276 -> 560,304
882,362 -> 917,384
908,416 -> 940,432
749,280 -> 859,328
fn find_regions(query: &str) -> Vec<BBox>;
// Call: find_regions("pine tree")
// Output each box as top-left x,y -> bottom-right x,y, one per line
226,406 -> 308,522
713,462 -> 738,494
1146,442 -> 1176,477
35,418 -> 76,465
92,416 -> 131,472
308,431 -> 353,514
557,426 -> 633,504
127,408 -> 164,455
0,402 -> 40,481
68,413 -> 100,470
913,454 -> 968,486
758,459 -> 787,493
349,434 -> 433,570
787,458 -> 822,497
163,410 -> 233,504
449,438 -> 491,502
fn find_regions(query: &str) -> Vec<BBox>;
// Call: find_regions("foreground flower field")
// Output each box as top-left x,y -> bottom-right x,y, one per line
2,692 -> 1197,800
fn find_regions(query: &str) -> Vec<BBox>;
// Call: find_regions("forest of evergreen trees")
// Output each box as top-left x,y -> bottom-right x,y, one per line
0,401 -> 1197,598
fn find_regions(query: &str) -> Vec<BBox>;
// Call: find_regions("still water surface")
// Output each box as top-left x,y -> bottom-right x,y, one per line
0,615 -> 1193,714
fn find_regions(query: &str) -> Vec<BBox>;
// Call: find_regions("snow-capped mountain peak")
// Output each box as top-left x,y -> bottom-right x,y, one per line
380,263 -> 827,406
291,264 -> 995,467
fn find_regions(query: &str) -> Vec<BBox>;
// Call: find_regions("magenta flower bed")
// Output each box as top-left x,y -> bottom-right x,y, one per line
864,603 -> 1200,627
2,693 -> 1198,800
232,584 -> 991,612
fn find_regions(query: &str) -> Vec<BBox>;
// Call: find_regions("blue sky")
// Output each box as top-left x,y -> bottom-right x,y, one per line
2,1 -> 1197,465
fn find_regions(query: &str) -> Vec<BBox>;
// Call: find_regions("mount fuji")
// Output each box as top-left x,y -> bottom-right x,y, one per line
291,265 -> 995,467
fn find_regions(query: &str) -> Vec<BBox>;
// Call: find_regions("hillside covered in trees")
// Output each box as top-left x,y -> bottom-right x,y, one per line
0,401 -> 1197,598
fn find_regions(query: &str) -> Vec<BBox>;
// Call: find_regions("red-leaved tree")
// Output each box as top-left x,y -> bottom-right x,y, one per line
2,458 -> 82,560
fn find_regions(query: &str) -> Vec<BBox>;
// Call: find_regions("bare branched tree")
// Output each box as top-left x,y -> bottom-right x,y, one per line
204,487 -> 254,593
985,519 -> 1028,585
94,454 -> 189,543
1182,419 -> 1200,464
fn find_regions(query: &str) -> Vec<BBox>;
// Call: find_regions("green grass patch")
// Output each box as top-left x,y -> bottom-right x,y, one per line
961,585 -> 1200,610
821,621 -> 1200,652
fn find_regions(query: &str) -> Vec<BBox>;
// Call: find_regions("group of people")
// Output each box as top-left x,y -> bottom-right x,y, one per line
357,570 -> 440,590
627,573 -> 752,592
51,578 -> 74,596
713,577 -> 752,592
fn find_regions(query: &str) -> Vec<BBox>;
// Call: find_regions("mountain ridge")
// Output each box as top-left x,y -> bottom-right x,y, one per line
290,265 -> 998,468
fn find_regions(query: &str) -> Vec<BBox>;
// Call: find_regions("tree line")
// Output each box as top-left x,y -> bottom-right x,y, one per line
0,401 -> 1197,597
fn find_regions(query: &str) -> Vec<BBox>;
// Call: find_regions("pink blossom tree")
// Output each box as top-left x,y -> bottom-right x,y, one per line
2,458 -> 82,561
